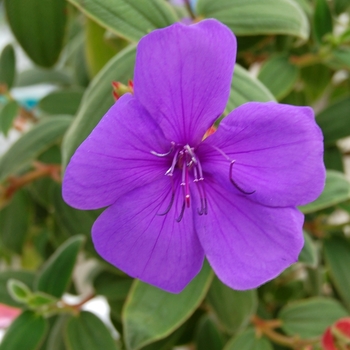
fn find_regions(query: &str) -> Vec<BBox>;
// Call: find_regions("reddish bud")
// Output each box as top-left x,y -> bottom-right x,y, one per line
202,125 -> 217,140
112,80 -> 134,101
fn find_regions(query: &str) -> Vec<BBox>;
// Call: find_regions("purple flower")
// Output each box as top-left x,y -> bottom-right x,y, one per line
63,19 -> 325,293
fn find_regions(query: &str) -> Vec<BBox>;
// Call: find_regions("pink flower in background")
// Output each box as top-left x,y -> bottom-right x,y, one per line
63,19 -> 325,293
0,304 -> 21,329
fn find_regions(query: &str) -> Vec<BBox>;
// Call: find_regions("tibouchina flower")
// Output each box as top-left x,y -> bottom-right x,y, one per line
63,19 -> 325,293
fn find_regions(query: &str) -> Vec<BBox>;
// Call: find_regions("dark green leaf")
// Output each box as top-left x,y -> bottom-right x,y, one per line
62,45 -> 135,167
332,48 -> 350,69
313,0 -> 333,44
334,0 -> 350,14
324,146 -> 344,172
0,270 -> 34,307
123,262 -> 213,350
226,64 -> 275,112
5,0 -> 67,67
299,171 -> 350,213
224,328 -> 273,350
0,310 -> 48,350
34,235 -> 85,298
196,0 -> 309,39
278,297 -> 348,338
207,276 -> 257,334
324,236 -> 350,310
317,97 -> 350,145
0,116 -> 72,181
195,315 -> 224,350
38,89 -> 84,116
298,231 -> 318,267
301,64 -> 331,101
258,55 -> 299,100
0,190 -> 29,254
0,44 -> 16,89
0,100 -> 19,136
7,279 -> 32,303
64,311 -> 119,350
67,0 -> 177,42
46,315 -> 72,350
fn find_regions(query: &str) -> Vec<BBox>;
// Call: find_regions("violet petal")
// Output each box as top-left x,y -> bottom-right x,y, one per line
134,19 -> 236,146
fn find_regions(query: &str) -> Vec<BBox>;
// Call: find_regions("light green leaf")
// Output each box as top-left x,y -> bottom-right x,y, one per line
0,116 -> 72,182
278,297 -> 348,338
7,279 -> 32,303
34,235 -> 85,298
122,262 -> 213,350
226,64 -> 275,112
64,311 -> 120,350
207,276 -> 257,334
224,328 -> 273,350
196,0 -> 309,40
38,89 -> 84,116
0,190 -> 29,254
0,100 -> 19,136
0,270 -> 34,307
62,45 -> 136,168
5,0 -> 67,67
298,231 -> 318,267
16,68 -> 72,87
324,236 -> 350,310
0,310 -> 48,350
0,44 -> 16,89
67,0 -> 177,42
317,97 -> 350,145
299,170 -> 350,213
258,55 -> 299,100
27,292 -> 58,308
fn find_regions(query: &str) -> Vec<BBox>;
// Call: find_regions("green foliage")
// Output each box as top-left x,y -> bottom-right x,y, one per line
1,0 -> 350,348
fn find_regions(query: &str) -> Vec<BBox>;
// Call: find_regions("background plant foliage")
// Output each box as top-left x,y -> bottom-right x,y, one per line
0,0 -> 350,349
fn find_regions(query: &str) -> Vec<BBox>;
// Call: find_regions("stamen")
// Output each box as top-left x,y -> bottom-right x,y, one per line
165,148 -> 180,176
176,201 -> 186,222
157,177 -> 175,216
151,142 -> 175,157
230,161 -> 256,195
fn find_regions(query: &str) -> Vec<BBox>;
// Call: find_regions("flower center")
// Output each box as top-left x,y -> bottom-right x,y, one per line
151,143 -> 207,222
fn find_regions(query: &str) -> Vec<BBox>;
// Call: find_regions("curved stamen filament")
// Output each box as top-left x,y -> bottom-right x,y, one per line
157,176 -> 175,216
151,142 -> 175,157
176,201 -> 186,222
230,161 -> 256,195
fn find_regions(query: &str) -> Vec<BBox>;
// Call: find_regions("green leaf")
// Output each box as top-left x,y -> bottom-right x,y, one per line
324,236 -> 350,310
122,262 -> 213,350
334,0 -> 350,14
278,297 -> 348,338
16,68 -> 72,87
0,310 -> 48,350
0,190 -> 29,254
27,292 -> 58,308
85,18 -> 120,77
258,55 -> 299,100
34,235 -> 85,298
4,0 -> 67,67
51,183 -> 97,237
226,64 -> 275,112
67,0 -> 177,42
195,315 -> 224,350
7,279 -> 32,303
316,97 -> 350,145
224,328 -> 273,350
47,315 -> 72,350
299,170 -> 350,213
0,116 -> 72,181
324,146 -> 344,172
0,100 -> 19,136
0,270 -> 34,307
196,0 -> 309,40
64,311 -> 119,350
38,89 -> 84,116
0,44 -> 16,89
332,48 -> 350,69
298,231 -> 318,267
207,276 -> 257,334
62,45 -> 136,167
313,0 -> 333,44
